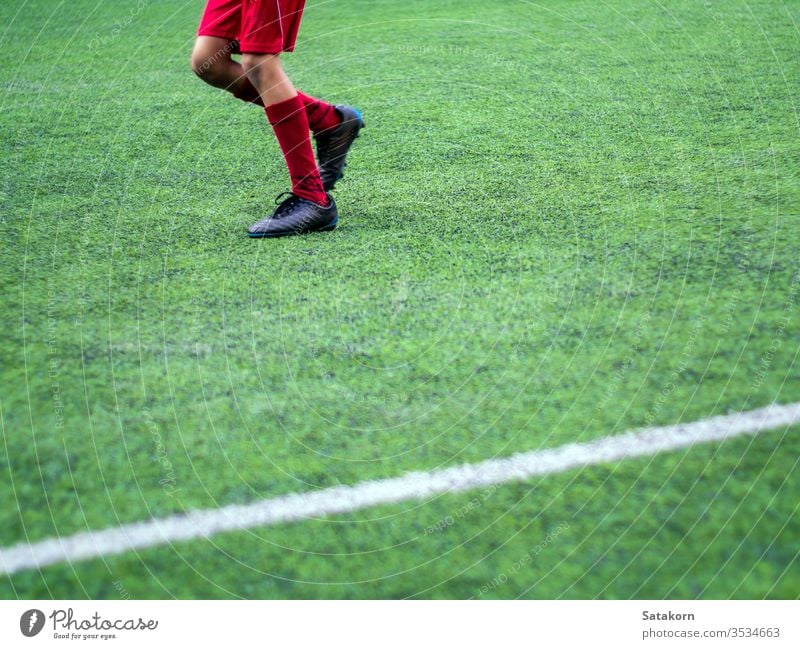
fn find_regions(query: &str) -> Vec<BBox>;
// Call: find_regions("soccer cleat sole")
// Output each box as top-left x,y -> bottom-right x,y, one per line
325,109 -> 365,191
247,216 -> 338,238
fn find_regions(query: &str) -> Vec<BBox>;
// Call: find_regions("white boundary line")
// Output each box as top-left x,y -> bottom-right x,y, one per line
2,401 -> 799,576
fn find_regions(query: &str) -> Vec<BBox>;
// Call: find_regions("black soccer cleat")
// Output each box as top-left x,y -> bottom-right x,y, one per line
315,105 -> 364,191
247,193 -> 338,238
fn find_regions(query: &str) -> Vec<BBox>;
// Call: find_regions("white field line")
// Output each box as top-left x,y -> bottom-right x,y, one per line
2,401 -> 799,576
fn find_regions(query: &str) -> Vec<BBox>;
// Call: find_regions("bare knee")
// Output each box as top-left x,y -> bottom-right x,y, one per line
190,49 -> 222,80
190,37 -> 233,82
240,53 -> 281,82
240,53 -> 294,104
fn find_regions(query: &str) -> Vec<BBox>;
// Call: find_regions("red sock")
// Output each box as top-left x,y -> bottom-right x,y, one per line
297,91 -> 342,134
264,95 -> 328,206
233,77 -> 264,106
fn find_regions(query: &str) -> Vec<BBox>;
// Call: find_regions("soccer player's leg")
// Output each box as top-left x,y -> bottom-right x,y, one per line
298,93 -> 365,191
240,52 -> 337,238
192,0 -> 263,105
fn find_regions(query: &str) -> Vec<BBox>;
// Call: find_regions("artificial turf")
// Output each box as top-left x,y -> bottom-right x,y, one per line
1,0 -> 799,598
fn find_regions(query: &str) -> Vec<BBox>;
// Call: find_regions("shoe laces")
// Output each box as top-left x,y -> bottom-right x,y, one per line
272,192 -> 302,218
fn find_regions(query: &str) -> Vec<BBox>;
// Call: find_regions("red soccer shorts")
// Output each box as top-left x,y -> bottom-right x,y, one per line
197,0 -> 306,54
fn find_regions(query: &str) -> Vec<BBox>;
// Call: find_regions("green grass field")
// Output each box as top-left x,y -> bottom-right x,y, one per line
1,0 -> 799,598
